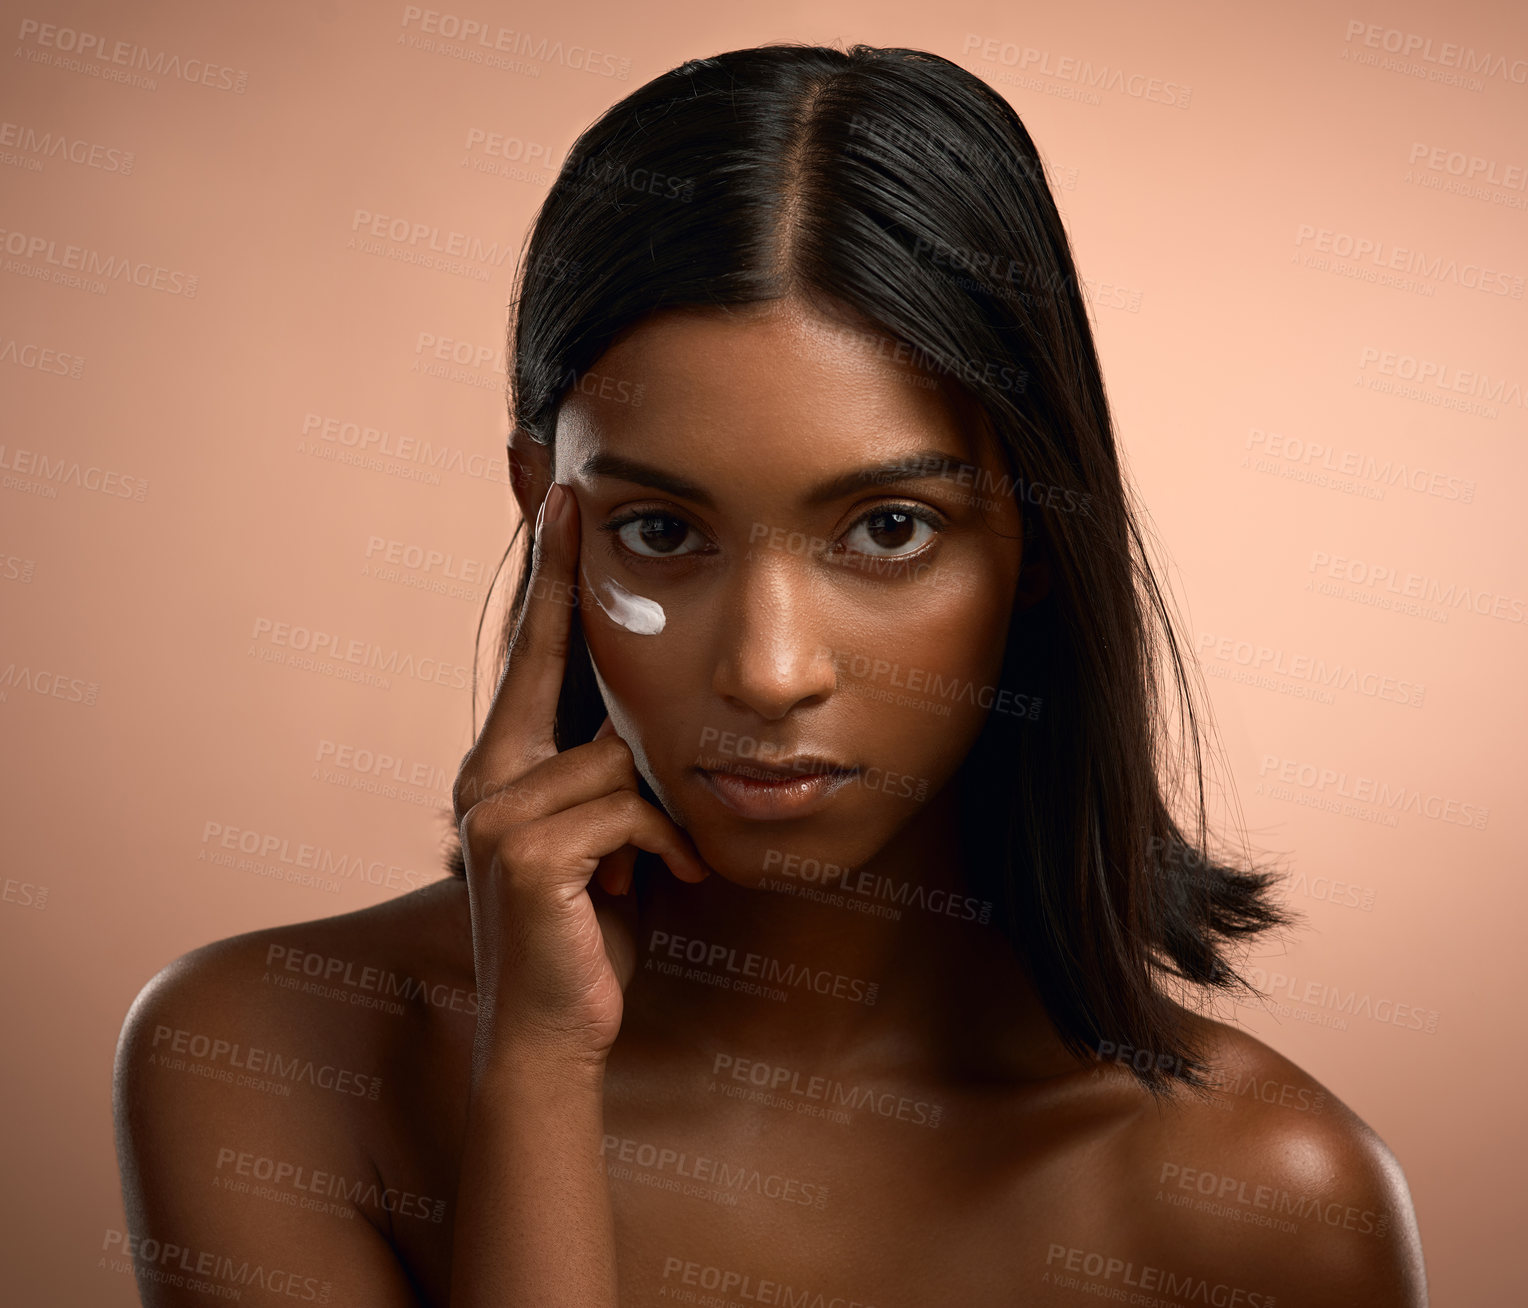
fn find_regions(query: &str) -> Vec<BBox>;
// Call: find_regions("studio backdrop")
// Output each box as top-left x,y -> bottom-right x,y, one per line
1,0 -> 1523,1303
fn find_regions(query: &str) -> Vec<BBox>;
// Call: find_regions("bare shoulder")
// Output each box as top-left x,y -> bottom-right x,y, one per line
115,876 -> 474,1106
1101,1015 -> 1429,1308
111,878 -> 473,1305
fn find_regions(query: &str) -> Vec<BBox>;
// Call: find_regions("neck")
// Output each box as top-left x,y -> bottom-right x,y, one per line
626,781 -> 1074,1086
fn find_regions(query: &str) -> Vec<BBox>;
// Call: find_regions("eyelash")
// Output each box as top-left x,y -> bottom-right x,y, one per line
597,502 -> 946,569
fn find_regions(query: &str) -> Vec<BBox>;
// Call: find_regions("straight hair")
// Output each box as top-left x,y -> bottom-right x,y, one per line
440,42 -> 1288,1095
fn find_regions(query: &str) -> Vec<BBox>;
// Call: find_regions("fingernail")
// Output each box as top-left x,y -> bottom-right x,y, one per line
547,482 -> 570,524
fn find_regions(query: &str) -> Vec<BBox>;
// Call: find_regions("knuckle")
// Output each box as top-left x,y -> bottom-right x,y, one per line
588,735 -> 634,781
613,788 -> 647,823
458,800 -> 497,849
516,737 -> 557,777
602,734 -> 635,763
451,773 -> 480,823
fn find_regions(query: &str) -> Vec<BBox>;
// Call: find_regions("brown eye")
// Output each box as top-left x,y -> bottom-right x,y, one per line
842,508 -> 937,558
616,514 -> 701,557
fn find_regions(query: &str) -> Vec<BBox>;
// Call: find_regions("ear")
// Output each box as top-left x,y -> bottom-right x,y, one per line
507,426 -> 554,528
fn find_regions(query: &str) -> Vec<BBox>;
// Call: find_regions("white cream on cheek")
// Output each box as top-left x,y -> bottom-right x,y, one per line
593,575 -> 666,635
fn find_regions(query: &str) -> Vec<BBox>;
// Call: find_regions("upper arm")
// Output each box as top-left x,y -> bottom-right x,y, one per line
113,944 -> 424,1307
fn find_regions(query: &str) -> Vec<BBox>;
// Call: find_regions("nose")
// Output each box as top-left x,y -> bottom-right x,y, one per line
710,555 -> 836,721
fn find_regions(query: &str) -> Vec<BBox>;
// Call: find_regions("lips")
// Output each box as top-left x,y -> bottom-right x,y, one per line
695,757 -> 858,821
705,755 -> 851,781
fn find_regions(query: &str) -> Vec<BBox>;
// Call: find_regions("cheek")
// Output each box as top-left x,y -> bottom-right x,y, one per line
579,554 -> 668,636
835,557 -> 1017,765
577,563 -> 688,726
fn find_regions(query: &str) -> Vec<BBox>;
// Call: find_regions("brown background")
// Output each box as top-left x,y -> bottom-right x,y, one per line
2,0 -> 1523,1301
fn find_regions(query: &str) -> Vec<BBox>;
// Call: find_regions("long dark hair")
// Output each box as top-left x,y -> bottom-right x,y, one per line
440,41 -> 1287,1094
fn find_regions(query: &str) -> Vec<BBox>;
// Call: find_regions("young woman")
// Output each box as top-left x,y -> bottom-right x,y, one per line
114,42 -> 1428,1307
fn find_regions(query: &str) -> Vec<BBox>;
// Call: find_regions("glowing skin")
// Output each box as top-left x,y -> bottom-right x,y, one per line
544,294 -> 1043,892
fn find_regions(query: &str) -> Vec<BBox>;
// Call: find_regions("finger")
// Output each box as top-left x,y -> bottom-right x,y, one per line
471,790 -> 711,902
454,482 -> 581,817
468,735 -> 640,830
587,722 -> 639,893
594,845 -> 637,897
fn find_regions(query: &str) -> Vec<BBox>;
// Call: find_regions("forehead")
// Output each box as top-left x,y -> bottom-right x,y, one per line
552,299 -> 1003,485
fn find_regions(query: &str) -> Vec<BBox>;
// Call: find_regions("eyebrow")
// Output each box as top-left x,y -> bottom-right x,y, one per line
578,448 -> 982,509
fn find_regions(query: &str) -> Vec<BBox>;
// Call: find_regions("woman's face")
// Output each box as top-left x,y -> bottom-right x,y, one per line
555,297 -> 1030,884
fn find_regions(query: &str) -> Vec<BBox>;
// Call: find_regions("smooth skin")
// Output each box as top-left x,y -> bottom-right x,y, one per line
113,297 -> 1427,1306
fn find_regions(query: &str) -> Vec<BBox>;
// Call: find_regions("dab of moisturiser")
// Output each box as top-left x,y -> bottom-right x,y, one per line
594,576 -> 666,635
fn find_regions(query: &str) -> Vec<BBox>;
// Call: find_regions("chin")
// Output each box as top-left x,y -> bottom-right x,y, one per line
677,798 -> 900,892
